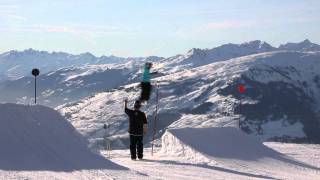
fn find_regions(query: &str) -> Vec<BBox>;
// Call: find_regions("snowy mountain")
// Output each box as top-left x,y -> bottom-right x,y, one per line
0,40 -> 316,82
58,51 -> 320,149
0,50 -> 164,106
279,39 -> 320,51
155,40 -> 276,74
157,39 -> 320,75
1,40 -> 318,108
0,62 -> 142,107
0,48 -> 158,81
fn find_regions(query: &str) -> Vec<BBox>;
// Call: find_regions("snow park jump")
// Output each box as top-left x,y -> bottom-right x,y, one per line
0,104 -> 126,172
162,127 -> 320,179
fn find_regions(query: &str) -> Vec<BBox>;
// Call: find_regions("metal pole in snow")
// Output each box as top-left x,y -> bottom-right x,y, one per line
35,76 -> 37,104
239,97 -> 241,129
151,82 -> 159,157
32,68 -> 40,105
237,84 -> 245,130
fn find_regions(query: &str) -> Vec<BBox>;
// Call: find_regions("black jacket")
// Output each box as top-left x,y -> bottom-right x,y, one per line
125,108 -> 147,135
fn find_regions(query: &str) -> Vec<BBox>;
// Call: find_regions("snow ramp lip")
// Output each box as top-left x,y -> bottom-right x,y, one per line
162,127 -> 320,171
0,103 -> 128,171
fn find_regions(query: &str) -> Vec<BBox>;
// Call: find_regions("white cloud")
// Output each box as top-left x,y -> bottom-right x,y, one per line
0,4 -> 27,21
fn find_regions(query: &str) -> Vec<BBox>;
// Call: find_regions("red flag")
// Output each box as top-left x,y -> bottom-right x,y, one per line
237,84 -> 245,94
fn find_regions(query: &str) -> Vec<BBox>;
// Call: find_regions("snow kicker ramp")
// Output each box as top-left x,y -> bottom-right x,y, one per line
162,127 -> 283,161
162,127 -> 320,178
0,103 -> 127,171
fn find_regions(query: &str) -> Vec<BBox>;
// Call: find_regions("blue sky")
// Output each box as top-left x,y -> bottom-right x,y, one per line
0,0 -> 319,57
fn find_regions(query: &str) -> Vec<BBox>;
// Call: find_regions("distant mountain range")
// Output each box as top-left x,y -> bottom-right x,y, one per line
0,48 -> 163,81
156,39 -> 320,74
0,39 -> 319,107
279,39 -> 320,51
1,39 -> 319,81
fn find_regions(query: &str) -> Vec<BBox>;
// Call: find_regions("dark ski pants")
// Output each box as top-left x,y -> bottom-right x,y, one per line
140,82 -> 152,102
130,135 -> 143,159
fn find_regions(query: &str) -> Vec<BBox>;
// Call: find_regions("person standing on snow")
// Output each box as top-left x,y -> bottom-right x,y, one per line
139,62 -> 157,103
124,99 -> 148,160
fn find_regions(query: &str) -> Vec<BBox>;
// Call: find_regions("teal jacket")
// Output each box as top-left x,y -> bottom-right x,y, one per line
142,67 -> 151,83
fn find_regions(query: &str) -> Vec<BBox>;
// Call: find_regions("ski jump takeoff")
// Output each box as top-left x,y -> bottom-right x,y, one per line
124,99 -> 148,160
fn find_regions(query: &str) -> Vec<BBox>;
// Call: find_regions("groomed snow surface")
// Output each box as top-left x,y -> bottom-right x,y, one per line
0,104 -> 319,179
0,104 -> 131,179
161,127 -> 320,179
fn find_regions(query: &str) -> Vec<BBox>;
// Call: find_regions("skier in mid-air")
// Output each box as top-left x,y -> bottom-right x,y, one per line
139,62 -> 157,103
124,99 -> 148,160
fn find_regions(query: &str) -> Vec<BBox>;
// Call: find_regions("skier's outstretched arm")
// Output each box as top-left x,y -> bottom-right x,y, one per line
124,99 -> 130,115
124,99 -> 128,109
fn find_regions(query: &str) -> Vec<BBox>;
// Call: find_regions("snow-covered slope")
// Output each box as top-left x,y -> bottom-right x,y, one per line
0,62 -> 142,107
58,51 -> 320,149
0,103 -> 126,171
0,49 -> 164,106
161,127 -> 320,179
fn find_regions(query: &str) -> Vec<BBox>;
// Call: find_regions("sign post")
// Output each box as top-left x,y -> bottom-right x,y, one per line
32,68 -> 40,104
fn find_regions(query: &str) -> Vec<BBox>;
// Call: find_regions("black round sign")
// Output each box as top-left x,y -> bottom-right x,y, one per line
32,68 -> 40,77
